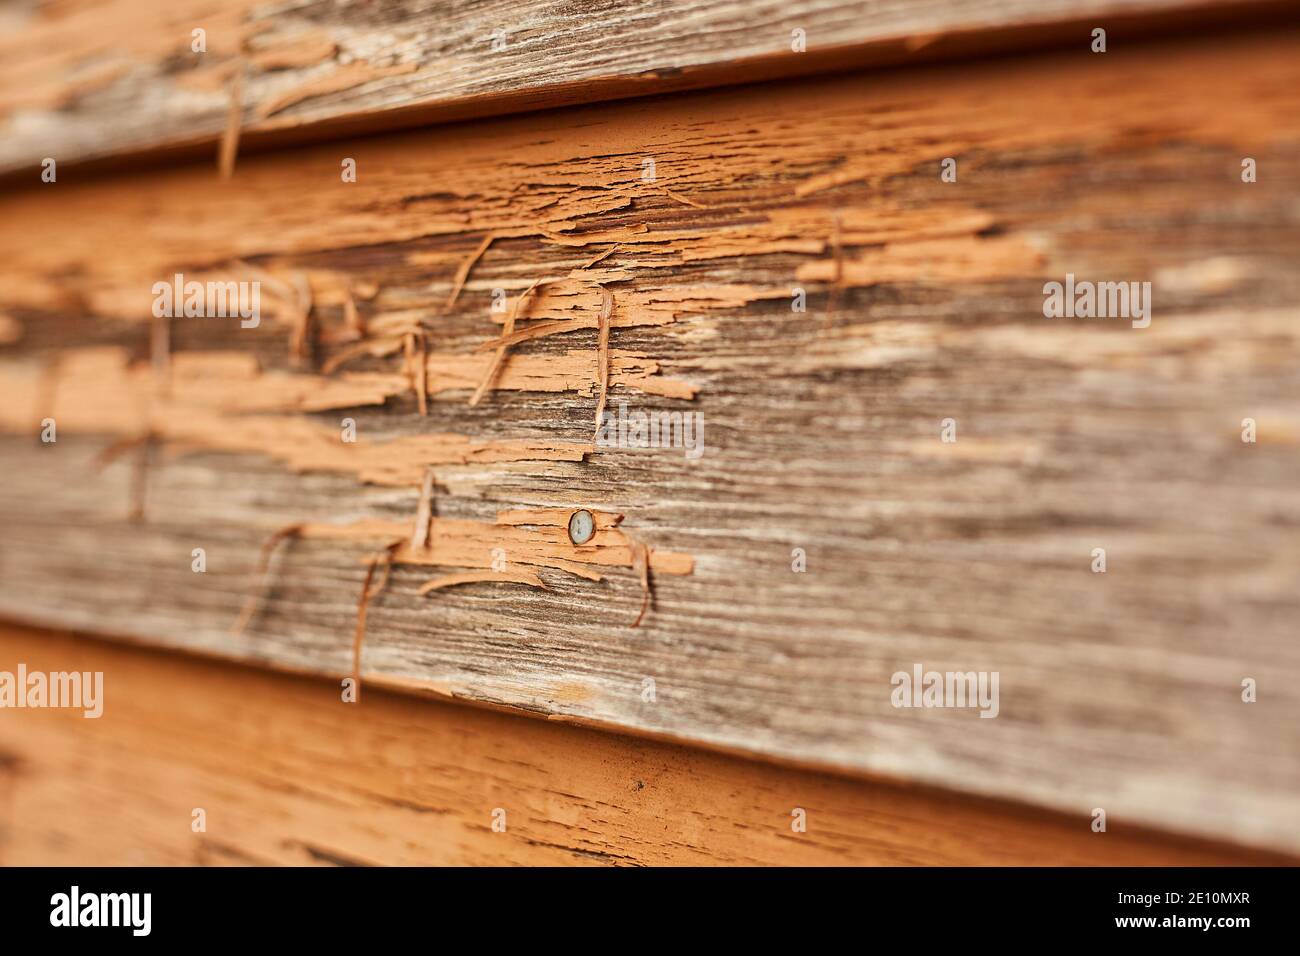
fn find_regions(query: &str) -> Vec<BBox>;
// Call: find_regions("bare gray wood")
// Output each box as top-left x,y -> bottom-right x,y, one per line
0,0 -> 1272,176
0,28 -> 1298,852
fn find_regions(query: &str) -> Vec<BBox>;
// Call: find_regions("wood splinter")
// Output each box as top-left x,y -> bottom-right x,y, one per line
93,431 -> 156,523
578,243 -> 620,271
218,67 -> 245,180
342,284 -> 365,340
469,277 -> 545,406
403,331 -> 428,415
631,540 -> 653,628
230,524 -> 303,637
593,286 -> 613,440
231,259 -> 316,367
288,273 -> 315,369
410,467 -> 435,549
352,541 -> 401,701
417,569 -> 547,593
466,241 -> 617,407
654,183 -> 711,209
445,234 -> 495,310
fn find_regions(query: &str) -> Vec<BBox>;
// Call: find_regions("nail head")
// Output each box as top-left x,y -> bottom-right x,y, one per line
568,509 -> 595,546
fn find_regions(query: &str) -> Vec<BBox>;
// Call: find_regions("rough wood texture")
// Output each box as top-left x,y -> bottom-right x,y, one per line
1,624 -> 1284,866
0,0 -> 1273,176
1,30 -> 1298,853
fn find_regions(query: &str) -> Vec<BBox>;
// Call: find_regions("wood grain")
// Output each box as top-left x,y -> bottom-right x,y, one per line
0,0 -> 1278,177
0,623 -> 1283,866
0,30 -> 1298,852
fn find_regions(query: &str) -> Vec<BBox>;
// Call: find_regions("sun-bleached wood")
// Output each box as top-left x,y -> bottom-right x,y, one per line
0,0 -> 1277,176
0,30 -> 1298,853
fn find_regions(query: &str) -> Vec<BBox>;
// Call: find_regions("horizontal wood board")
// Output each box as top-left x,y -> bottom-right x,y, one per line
0,0 -> 1277,176
1,624 -> 1287,865
0,30 -> 1298,850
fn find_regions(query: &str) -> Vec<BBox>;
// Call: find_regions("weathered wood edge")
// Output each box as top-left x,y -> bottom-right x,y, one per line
0,0 -> 1285,180
2,623 -> 1291,865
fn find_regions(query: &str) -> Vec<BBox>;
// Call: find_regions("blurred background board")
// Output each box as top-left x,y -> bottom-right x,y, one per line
0,0 -> 1279,176
0,624 -> 1286,866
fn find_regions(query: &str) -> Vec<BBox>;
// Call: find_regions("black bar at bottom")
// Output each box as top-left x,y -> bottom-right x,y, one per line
0,866 -> 1290,942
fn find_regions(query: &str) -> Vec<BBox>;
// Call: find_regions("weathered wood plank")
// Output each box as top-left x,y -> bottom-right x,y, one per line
0,0 -> 1278,176
0,30 -> 1298,851
1,624 -> 1284,865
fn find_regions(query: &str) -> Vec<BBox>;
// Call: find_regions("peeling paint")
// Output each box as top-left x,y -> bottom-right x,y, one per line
293,508 -> 693,585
